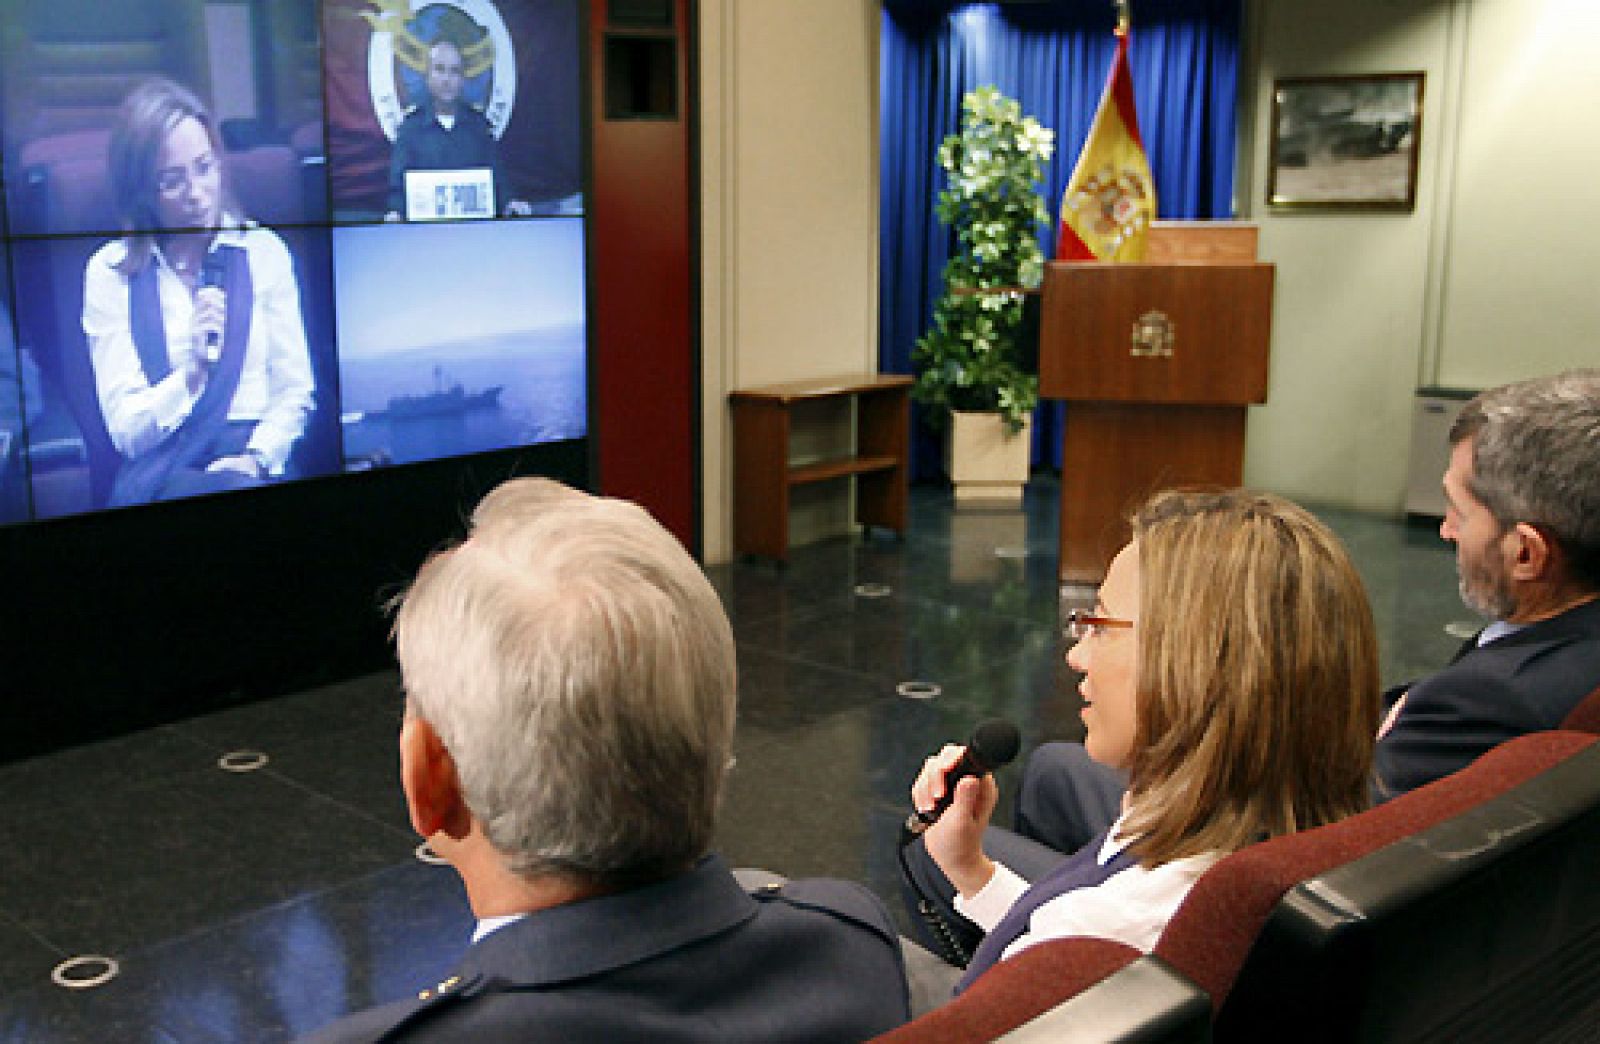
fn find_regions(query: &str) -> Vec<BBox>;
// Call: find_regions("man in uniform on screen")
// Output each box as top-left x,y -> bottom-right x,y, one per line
385,36 -> 530,221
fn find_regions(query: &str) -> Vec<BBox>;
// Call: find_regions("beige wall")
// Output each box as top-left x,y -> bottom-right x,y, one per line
699,0 -> 881,563
1239,0 -> 1600,512
1430,0 -> 1600,389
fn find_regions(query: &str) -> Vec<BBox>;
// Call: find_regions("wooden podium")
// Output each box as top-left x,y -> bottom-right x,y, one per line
1039,223 -> 1274,582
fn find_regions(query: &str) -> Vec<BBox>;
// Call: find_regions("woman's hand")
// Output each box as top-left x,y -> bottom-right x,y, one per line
206,453 -> 264,479
911,744 -> 999,898
178,341 -> 209,397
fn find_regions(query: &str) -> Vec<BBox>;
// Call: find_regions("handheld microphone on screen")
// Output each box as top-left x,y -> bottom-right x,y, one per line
900,718 -> 1021,846
198,250 -> 226,363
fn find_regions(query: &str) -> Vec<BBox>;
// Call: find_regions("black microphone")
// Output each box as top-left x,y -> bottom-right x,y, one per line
902,718 -> 1021,842
199,250 -> 226,362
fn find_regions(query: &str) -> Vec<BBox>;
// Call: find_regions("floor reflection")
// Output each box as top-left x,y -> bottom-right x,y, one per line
0,478 -> 1459,1041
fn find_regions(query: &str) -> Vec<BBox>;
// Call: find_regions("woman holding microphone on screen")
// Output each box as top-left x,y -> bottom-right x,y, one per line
83,77 -> 313,507
907,487 -> 1382,994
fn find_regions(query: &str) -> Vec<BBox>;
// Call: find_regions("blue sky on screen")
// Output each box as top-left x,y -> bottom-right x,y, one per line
333,217 -> 585,358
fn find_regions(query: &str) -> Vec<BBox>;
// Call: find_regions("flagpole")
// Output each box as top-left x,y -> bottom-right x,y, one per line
1114,0 -> 1130,37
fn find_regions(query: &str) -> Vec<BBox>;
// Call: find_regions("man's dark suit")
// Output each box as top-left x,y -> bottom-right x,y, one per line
300,855 -> 910,1043
387,102 -> 502,215
1374,596 -> 1600,797
1014,597 -> 1600,855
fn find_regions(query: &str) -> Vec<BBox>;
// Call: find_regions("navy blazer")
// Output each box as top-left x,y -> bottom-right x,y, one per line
300,854 -> 910,1043
387,102 -> 501,214
1375,597 -> 1600,798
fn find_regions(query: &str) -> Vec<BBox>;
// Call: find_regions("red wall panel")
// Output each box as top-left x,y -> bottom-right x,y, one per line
588,1 -> 698,552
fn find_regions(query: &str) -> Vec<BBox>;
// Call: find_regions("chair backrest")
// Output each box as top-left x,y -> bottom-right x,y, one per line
1560,680 -> 1600,734
20,131 -> 308,238
221,144 -> 310,227
1154,731 -> 1600,1042
874,939 -> 1211,1044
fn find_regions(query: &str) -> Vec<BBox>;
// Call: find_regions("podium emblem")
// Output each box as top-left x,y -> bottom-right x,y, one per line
1130,310 -> 1174,358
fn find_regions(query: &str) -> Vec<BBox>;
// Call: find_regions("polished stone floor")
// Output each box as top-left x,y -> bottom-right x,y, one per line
0,479 -> 1464,1042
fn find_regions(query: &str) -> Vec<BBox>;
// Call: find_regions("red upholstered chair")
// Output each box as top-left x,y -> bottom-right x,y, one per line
220,144 -> 310,227
1153,731 -> 1600,1042
873,938 -> 1210,1044
1560,681 -> 1600,734
20,131 -> 308,238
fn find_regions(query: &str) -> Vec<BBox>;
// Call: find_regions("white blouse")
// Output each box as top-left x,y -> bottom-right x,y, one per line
82,221 -> 314,475
955,813 -> 1220,960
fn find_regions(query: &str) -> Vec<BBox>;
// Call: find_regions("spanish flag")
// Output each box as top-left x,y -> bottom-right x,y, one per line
1055,32 -> 1156,261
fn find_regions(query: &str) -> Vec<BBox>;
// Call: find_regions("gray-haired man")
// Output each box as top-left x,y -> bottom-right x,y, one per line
305,478 -> 909,1042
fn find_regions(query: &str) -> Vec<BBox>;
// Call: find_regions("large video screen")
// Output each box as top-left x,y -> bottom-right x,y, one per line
0,0 -> 586,521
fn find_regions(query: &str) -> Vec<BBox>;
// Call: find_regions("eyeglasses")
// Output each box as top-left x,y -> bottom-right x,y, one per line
1063,609 -> 1134,641
155,152 -> 218,198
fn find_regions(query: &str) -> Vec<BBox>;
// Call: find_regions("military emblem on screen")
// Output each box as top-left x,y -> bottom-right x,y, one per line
363,0 -> 517,138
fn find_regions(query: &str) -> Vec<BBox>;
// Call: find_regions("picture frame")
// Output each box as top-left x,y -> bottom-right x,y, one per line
1267,72 -> 1424,210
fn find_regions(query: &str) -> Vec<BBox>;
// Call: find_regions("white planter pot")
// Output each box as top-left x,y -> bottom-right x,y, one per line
947,410 -> 1032,505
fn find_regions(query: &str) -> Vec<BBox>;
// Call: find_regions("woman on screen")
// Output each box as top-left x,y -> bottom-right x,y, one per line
83,78 -> 314,507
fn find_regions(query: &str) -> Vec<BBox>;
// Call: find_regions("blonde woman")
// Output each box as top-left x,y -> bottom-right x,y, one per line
909,488 -> 1381,991
84,78 -> 314,506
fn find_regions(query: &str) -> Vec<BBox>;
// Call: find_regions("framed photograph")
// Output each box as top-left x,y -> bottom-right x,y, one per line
1267,72 -> 1424,210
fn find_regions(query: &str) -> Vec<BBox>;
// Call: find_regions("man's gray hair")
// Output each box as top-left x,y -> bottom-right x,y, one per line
1450,369 -> 1600,589
394,478 -> 737,885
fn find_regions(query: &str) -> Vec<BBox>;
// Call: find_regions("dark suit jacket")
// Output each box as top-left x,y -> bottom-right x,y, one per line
300,854 -> 910,1043
1375,597 -> 1600,798
387,103 -> 501,214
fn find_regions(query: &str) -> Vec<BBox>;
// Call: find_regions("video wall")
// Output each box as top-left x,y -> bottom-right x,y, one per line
0,0 -> 586,523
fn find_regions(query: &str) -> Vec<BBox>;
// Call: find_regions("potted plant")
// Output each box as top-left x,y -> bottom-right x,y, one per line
912,85 -> 1054,504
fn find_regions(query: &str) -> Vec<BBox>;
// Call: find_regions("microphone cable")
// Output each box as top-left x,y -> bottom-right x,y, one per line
894,719 -> 1021,969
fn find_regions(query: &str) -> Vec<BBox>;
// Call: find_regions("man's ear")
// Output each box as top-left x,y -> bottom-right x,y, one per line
1506,522 -> 1553,582
399,717 -> 474,841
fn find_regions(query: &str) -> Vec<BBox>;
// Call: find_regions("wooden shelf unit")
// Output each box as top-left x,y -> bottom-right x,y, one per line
729,374 -> 912,561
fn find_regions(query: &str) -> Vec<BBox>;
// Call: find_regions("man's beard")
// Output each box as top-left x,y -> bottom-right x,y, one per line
1457,550 -> 1516,620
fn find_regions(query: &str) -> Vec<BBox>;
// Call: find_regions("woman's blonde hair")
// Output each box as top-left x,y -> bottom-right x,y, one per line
1118,488 -> 1380,866
107,77 -> 232,274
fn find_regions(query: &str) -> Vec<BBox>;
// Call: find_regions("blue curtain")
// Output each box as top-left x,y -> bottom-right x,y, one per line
880,1 -> 1242,478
